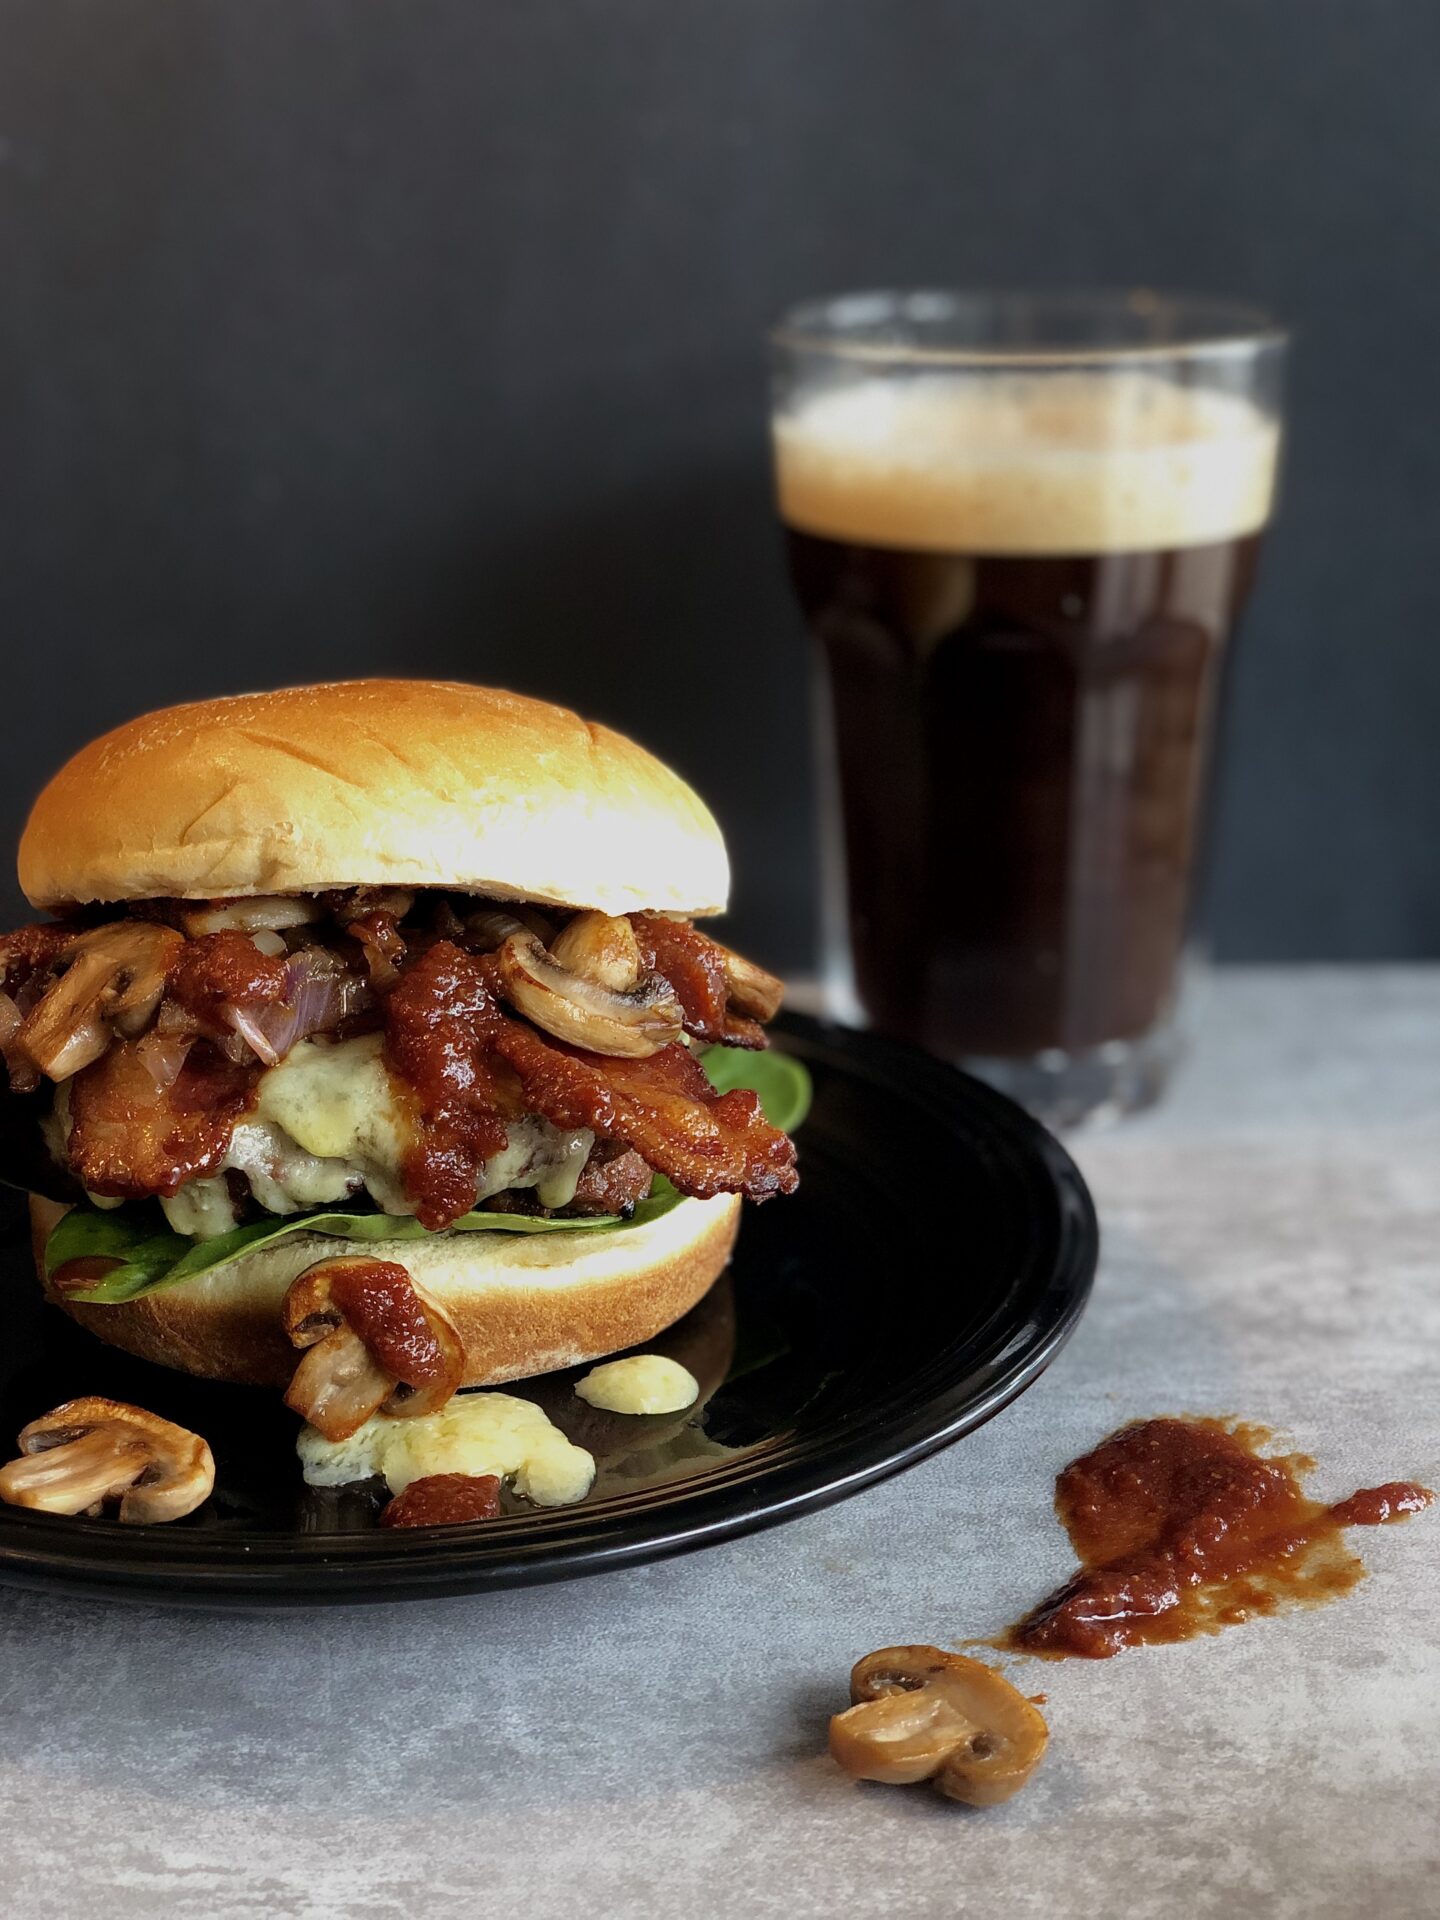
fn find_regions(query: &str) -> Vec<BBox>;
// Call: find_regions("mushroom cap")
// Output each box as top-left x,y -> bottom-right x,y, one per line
831,1645 -> 1048,1808
0,1396 -> 214,1523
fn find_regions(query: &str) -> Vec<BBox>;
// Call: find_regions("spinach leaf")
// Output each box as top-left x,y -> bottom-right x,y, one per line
50,1184 -> 686,1304
48,1042 -> 811,1305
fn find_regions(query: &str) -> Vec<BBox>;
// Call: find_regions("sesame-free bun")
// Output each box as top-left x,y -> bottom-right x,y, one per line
19,679 -> 730,918
32,1191 -> 741,1390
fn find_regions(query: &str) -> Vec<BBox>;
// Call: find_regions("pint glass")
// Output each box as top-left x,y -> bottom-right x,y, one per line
771,291 -> 1285,1122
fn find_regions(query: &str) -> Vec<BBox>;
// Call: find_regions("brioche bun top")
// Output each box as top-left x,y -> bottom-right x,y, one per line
19,679 -> 730,917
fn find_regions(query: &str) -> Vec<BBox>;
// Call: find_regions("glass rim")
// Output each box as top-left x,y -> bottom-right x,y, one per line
769,287 -> 1289,368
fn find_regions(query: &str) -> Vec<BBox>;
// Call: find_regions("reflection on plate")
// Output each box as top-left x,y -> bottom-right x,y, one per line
0,1016 -> 1097,1606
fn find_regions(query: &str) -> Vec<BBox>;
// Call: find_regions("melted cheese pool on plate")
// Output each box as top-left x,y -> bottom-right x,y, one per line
574,1354 -> 700,1415
297,1392 -> 596,1507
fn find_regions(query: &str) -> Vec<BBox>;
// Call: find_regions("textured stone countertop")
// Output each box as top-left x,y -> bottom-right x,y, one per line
1,968 -> 1436,1919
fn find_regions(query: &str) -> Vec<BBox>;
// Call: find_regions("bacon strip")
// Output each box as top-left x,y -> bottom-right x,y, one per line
17,909 -> 796,1223
0,922 -> 83,995
384,943 -> 796,1228
66,1039 -> 256,1198
490,1019 -> 798,1204
630,914 -> 733,1044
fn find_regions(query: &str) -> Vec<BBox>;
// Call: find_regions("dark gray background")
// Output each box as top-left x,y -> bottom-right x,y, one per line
2,0 -> 1436,969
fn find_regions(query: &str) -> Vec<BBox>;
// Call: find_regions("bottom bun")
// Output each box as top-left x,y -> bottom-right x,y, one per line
32,1192 -> 742,1390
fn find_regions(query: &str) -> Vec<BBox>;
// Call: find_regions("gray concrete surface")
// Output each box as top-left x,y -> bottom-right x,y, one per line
0,968 -> 1436,1919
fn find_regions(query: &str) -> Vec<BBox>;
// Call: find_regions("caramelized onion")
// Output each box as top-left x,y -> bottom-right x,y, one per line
0,990 -> 23,1052
133,1028 -> 195,1094
464,910 -> 528,952
220,955 -> 365,1066
495,929 -> 684,1059
466,906 -> 557,952
224,1003 -> 285,1068
349,913 -> 407,992
178,897 -> 321,937
0,988 -> 37,1092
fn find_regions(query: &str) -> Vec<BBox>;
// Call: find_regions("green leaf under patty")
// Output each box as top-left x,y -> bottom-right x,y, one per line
46,1041 -> 811,1306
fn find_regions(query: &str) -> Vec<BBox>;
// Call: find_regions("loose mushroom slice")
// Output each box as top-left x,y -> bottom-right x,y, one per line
282,1257 -> 465,1442
19,922 -> 183,1079
830,1645 -> 1047,1808
495,928 -> 684,1058
0,1397 -> 214,1523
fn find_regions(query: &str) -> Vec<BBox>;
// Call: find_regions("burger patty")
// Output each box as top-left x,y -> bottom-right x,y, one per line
0,892 -> 796,1234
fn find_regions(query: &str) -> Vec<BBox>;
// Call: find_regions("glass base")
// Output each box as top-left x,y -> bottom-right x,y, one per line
801,958 -> 1204,1131
958,1025 -> 1183,1131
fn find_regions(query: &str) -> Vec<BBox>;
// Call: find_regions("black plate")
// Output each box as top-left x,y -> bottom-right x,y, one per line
0,1017 -> 1096,1606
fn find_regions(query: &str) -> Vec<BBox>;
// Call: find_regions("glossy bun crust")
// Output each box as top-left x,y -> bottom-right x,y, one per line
19,678 -> 730,918
32,1192 -> 741,1390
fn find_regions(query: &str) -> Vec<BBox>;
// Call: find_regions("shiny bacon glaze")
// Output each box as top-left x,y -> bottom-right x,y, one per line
66,1040 -> 257,1198
0,895 -> 795,1229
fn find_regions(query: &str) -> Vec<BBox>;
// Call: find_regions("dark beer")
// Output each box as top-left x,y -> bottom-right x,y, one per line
776,373 -> 1276,1064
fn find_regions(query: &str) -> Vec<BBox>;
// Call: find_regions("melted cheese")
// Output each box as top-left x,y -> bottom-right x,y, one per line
297,1392 -> 596,1506
575,1354 -> 700,1415
256,1032 -> 407,1164
151,1032 -> 593,1236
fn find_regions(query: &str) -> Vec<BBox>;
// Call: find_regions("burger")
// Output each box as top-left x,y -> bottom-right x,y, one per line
0,679 -> 799,1462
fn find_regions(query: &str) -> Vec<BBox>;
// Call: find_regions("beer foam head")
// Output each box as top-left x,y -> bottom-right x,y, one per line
773,372 -> 1279,554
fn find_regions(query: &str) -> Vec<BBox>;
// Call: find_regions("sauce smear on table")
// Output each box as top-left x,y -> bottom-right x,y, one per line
1002,1417 -> 1432,1660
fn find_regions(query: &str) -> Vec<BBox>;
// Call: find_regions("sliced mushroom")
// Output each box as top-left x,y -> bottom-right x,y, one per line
18,922 -> 183,1079
285,1324 -> 395,1443
550,911 -> 643,992
0,1397 -> 214,1523
178,897 -> 323,936
282,1256 -> 465,1442
829,1645 -> 1047,1807
495,928 -> 683,1058
715,943 -> 785,1022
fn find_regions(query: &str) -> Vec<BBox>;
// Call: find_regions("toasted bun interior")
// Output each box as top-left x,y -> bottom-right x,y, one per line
34,1192 -> 742,1390
19,678 -> 729,917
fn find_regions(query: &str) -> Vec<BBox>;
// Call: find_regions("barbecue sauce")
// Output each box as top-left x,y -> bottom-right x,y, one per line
380,1474 -> 503,1528
327,1259 -> 449,1385
49,1256 -> 123,1296
1003,1417 -> 1432,1660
